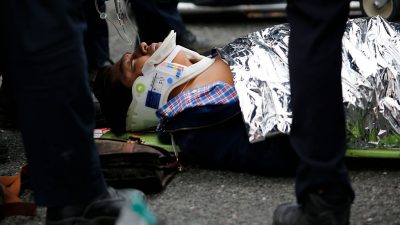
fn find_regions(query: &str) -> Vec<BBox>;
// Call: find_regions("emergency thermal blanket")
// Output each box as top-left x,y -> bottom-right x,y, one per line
216,16 -> 400,148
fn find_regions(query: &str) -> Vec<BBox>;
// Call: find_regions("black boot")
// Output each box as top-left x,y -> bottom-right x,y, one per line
272,192 -> 353,225
46,187 -> 145,225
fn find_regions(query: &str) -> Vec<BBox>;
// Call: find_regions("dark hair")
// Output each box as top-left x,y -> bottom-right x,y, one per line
93,66 -> 132,135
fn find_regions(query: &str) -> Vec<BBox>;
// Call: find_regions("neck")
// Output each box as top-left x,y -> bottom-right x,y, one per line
172,51 -> 193,66
167,55 -> 233,100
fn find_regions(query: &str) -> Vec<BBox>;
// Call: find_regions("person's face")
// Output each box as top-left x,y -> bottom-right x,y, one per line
112,42 -> 161,88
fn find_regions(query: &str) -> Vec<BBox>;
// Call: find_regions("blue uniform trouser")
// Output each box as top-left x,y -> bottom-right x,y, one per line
83,0 -> 110,70
129,0 -> 187,43
0,0 -> 107,206
286,0 -> 354,202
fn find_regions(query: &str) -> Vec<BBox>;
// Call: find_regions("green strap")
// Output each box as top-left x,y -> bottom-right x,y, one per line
100,131 -> 400,158
100,131 -> 174,152
346,148 -> 400,158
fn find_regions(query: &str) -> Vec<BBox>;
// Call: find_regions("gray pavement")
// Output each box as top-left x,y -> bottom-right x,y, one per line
1,12 -> 400,225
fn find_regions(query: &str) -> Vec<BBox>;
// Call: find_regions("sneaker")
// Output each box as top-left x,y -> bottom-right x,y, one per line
272,192 -> 353,225
177,30 -> 214,55
45,187 -> 145,225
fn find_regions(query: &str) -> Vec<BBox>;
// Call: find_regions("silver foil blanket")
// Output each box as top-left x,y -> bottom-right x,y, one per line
216,16 -> 400,147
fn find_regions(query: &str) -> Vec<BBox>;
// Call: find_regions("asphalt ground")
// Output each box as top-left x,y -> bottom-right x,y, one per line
1,12 -> 400,225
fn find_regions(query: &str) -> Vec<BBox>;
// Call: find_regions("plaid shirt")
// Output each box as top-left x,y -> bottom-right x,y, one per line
156,81 -> 238,125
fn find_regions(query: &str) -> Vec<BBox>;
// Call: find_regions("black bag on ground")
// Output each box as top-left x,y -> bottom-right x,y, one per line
95,137 -> 180,193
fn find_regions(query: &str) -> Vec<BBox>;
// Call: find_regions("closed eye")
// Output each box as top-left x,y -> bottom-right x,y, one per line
130,60 -> 135,73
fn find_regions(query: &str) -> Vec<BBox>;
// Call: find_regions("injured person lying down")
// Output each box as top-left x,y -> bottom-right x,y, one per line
94,16 -> 400,174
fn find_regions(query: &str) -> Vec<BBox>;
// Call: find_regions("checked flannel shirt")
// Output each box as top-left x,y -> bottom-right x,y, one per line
156,81 -> 238,127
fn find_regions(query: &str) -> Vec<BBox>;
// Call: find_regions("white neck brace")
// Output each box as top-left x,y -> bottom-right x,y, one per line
125,31 -> 215,131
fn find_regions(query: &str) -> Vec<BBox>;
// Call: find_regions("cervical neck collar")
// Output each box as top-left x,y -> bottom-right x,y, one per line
126,31 -> 215,131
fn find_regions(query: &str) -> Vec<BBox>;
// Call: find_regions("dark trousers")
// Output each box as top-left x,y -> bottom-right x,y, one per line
129,0 -> 186,43
83,0 -> 110,70
0,0 -> 107,206
286,0 -> 354,202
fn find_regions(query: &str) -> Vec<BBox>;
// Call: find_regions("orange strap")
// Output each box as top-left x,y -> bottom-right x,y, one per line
0,166 -> 36,219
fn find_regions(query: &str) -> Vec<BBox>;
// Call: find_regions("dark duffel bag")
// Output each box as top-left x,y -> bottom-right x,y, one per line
95,136 -> 181,193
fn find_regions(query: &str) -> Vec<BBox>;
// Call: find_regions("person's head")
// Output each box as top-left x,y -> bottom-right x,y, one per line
94,38 -> 207,133
94,42 -> 162,134
111,41 -> 196,89
95,40 -> 191,133
111,42 -> 162,89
